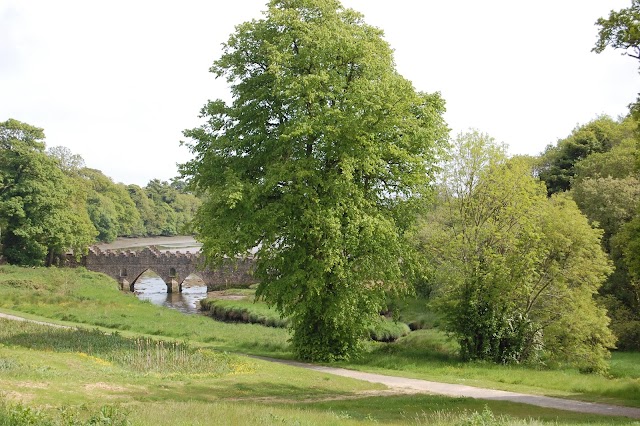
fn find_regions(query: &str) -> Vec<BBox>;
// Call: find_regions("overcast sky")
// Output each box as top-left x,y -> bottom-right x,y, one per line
1,1 -> 638,186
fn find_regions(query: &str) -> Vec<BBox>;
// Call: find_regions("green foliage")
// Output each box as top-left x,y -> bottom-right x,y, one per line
418,132 -> 614,371
125,180 -> 201,238
538,116 -> 630,195
572,176 -> 640,247
566,117 -> 640,349
0,119 -> 96,265
0,399 -> 130,426
594,0 -> 640,60
181,0 -> 447,361
0,119 -> 203,258
80,168 -> 145,241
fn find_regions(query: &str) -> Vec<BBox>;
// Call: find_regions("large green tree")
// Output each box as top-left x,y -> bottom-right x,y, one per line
0,119 -> 96,265
418,132 -> 614,372
181,0 -> 448,361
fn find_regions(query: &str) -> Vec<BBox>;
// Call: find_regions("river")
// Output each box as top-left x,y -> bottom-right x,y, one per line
134,271 -> 209,314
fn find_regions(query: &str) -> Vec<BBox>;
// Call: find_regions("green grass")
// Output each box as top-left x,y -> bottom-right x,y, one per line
341,329 -> 640,408
0,332 -> 635,426
0,320 -> 241,377
2,265 -> 640,424
6,399 -> 635,426
369,318 -> 411,342
0,265 -> 291,357
3,318 -> 635,425
389,297 -> 441,330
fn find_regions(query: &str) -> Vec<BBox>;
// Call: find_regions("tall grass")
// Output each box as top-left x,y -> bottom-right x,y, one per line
0,319 -> 243,376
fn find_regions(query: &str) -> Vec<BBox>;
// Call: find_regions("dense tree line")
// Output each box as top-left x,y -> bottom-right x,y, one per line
536,116 -> 640,350
0,119 -> 201,266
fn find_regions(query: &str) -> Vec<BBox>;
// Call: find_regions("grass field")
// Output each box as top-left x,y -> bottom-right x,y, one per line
1,265 -> 640,424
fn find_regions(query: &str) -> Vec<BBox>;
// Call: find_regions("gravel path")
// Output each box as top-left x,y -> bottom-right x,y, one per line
252,356 -> 640,420
3,311 -> 640,419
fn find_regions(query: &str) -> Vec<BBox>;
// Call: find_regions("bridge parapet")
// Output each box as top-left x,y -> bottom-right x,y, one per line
75,246 -> 256,292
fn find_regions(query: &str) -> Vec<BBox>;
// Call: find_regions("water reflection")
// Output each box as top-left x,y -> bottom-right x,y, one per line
134,273 -> 208,315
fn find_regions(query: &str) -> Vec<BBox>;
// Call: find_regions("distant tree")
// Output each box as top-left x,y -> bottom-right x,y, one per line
181,0 -> 448,361
0,119 -> 96,265
80,169 -> 144,240
47,145 -> 85,174
127,184 -> 159,235
573,176 -> 640,247
538,116 -> 629,195
86,192 -> 119,242
418,132 -> 614,372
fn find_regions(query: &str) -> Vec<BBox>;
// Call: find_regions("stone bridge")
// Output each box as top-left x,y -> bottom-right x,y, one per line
76,246 -> 256,293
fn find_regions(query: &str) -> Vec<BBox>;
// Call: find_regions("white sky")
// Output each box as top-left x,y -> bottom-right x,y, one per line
1,0 -> 638,186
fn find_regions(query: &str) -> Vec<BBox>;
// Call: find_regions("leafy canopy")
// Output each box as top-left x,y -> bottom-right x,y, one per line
181,0 -> 448,361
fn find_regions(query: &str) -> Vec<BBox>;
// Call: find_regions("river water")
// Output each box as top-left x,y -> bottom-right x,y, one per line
134,271 -> 208,314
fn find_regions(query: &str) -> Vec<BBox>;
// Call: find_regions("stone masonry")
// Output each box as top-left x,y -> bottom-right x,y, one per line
74,246 -> 256,292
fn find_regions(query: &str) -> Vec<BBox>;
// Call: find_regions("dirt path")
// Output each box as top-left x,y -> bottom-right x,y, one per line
252,356 -> 640,419
3,312 -> 640,419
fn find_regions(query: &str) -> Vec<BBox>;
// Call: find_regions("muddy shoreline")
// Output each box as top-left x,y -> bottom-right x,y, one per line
95,235 -> 201,252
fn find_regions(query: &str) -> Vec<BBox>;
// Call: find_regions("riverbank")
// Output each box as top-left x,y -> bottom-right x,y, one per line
94,235 -> 201,252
